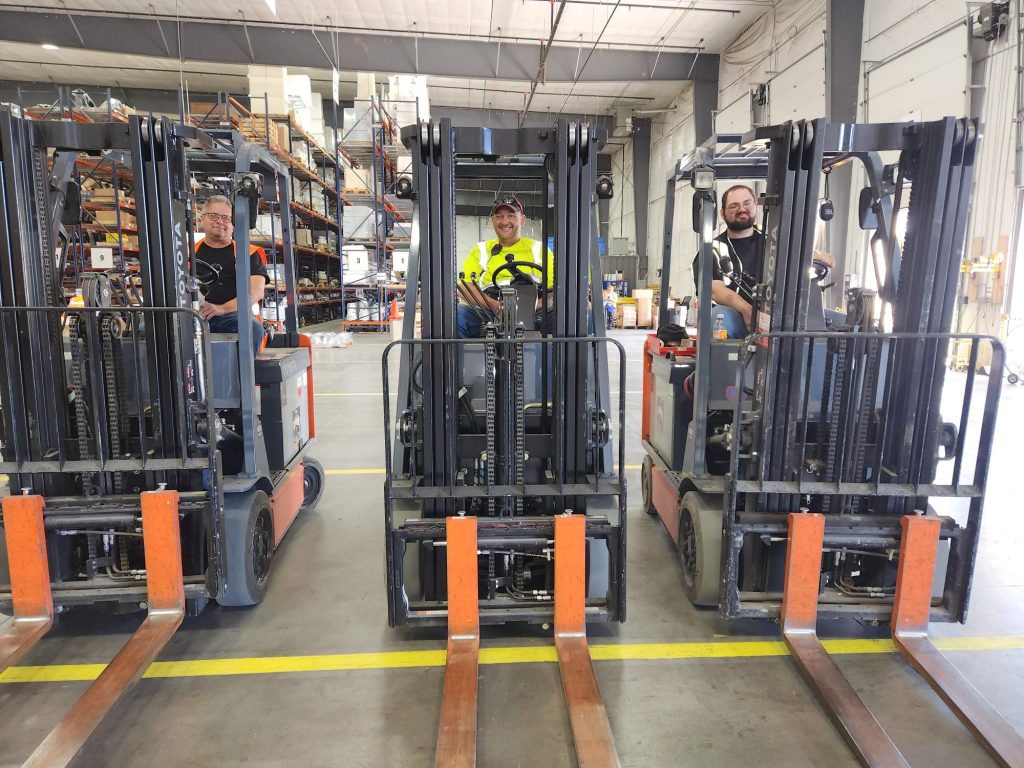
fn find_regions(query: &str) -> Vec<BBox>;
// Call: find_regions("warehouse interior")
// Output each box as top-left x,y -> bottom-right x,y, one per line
0,1 -> 1023,766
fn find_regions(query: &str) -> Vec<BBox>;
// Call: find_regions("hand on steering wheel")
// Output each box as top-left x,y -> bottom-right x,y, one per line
490,260 -> 545,291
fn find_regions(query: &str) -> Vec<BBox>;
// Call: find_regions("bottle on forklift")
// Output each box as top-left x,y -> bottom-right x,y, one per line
712,313 -> 727,340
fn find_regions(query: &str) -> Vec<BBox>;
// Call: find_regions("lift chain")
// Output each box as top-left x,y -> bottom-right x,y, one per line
822,337 -> 849,513
68,314 -> 97,495
485,325 -> 497,514
851,336 -> 883,513
513,327 -> 525,514
100,314 -> 125,494
32,147 -> 61,308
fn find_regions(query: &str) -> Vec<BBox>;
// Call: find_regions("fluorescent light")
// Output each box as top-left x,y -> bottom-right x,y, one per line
41,43 -> 59,51
264,0 -> 276,14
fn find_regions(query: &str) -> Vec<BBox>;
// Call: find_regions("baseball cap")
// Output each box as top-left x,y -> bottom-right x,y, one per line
491,195 -> 523,216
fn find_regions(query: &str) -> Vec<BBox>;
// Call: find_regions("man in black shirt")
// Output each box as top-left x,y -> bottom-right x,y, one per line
194,195 -> 269,356
691,184 -> 764,337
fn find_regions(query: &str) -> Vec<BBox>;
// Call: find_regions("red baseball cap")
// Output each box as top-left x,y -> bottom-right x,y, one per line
491,195 -> 523,216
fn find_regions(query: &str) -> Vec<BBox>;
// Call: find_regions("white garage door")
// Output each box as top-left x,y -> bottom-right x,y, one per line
715,93 -> 751,136
866,26 -> 968,122
769,45 -> 826,123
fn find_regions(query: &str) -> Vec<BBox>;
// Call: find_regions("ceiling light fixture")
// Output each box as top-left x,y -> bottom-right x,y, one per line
41,43 -> 60,51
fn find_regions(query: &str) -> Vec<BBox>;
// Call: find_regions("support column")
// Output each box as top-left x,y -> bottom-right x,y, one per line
631,117 -> 652,283
692,75 -> 719,145
825,0 -> 865,310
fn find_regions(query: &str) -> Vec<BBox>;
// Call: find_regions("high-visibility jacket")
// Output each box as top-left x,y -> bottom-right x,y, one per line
459,237 -> 555,289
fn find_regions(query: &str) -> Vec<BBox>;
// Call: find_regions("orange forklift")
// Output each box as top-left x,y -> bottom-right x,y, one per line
0,108 -> 324,764
641,121 -> 1024,765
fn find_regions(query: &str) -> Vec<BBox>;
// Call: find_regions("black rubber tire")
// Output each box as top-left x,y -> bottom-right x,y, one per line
300,456 -> 326,513
641,455 -> 657,516
218,490 -> 274,607
677,491 -> 724,607
1009,373 -> 1020,385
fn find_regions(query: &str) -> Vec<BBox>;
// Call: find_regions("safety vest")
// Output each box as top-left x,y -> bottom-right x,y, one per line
459,237 -> 555,288
193,238 -> 268,266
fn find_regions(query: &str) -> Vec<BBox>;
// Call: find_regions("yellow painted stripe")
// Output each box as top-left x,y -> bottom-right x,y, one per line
314,391 -> 640,397
325,467 -> 639,475
316,392 -> 392,397
1,636 -> 1021,685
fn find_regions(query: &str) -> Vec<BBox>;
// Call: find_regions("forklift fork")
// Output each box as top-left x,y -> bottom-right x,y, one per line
436,515 -> 480,768
435,514 -> 620,768
891,515 -> 1024,768
9,489 -> 186,768
0,494 -> 53,673
782,512 -> 1024,768
553,513 -> 621,768
781,513 -> 907,767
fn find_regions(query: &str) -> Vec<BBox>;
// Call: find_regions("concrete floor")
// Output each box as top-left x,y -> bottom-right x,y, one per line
1,328 -> 1023,767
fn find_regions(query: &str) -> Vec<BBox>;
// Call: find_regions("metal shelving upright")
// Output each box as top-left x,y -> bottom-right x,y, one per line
190,93 -> 346,328
337,97 -> 415,331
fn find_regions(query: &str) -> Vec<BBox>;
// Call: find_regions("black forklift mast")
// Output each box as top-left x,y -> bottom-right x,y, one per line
642,117 -> 1022,765
0,108 -> 319,612
646,118 -> 1002,621
382,119 -> 626,628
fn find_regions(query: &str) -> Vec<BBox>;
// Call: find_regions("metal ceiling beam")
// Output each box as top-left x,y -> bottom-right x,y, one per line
0,9 -> 719,83
521,1 -> 568,120
824,0 -> 865,311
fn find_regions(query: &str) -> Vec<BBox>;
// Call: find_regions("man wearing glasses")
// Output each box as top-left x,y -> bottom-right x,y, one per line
691,184 -> 764,338
194,195 -> 270,355
456,195 -> 555,338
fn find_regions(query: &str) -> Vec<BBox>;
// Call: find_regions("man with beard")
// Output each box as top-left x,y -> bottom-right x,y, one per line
691,184 -> 763,338
457,194 -> 555,338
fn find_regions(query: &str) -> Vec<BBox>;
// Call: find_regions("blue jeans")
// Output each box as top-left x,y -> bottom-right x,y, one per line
209,312 -> 265,357
457,304 -> 593,338
712,305 -> 749,338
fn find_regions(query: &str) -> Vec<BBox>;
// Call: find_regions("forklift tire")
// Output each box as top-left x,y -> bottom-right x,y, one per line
300,456 -> 326,513
218,490 -> 274,607
677,491 -> 723,607
1009,373 -> 1019,385
641,455 -> 657,516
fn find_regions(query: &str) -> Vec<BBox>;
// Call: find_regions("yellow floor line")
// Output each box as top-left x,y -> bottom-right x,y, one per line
315,391 -> 641,397
325,467 -> 640,475
316,392 -> 392,397
1,635 -> 1021,684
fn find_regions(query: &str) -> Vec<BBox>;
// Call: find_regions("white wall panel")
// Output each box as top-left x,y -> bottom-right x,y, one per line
768,46 -> 826,123
714,94 -> 750,136
865,26 -> 968,122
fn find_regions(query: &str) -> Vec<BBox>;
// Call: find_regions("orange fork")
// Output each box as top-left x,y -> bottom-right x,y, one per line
435,515 -> 479,768
0,493 -> 53,673
24,489 -> 185,768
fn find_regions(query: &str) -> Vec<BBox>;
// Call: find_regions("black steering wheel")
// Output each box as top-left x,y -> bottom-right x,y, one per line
490,260 -> 545,291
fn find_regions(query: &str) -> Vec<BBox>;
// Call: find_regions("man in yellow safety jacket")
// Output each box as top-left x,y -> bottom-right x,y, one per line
457,194 -> 555,338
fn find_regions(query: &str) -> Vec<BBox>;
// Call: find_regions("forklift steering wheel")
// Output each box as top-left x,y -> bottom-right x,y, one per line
490,260 -> 544,290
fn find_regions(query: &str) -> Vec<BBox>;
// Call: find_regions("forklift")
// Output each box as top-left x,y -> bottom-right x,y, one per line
384,119 -> 625,765
0,109 -> 324,763
640,119 -> 1023,765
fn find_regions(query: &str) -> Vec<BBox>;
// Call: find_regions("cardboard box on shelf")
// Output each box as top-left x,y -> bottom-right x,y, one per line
253,214 -> 283,239
93,210 -> 137,228
294,228 -> 313,246
392,250 -> 409,273
87,187 -> 121,203
616,303 -> 637,329
343,245 -> 369,274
